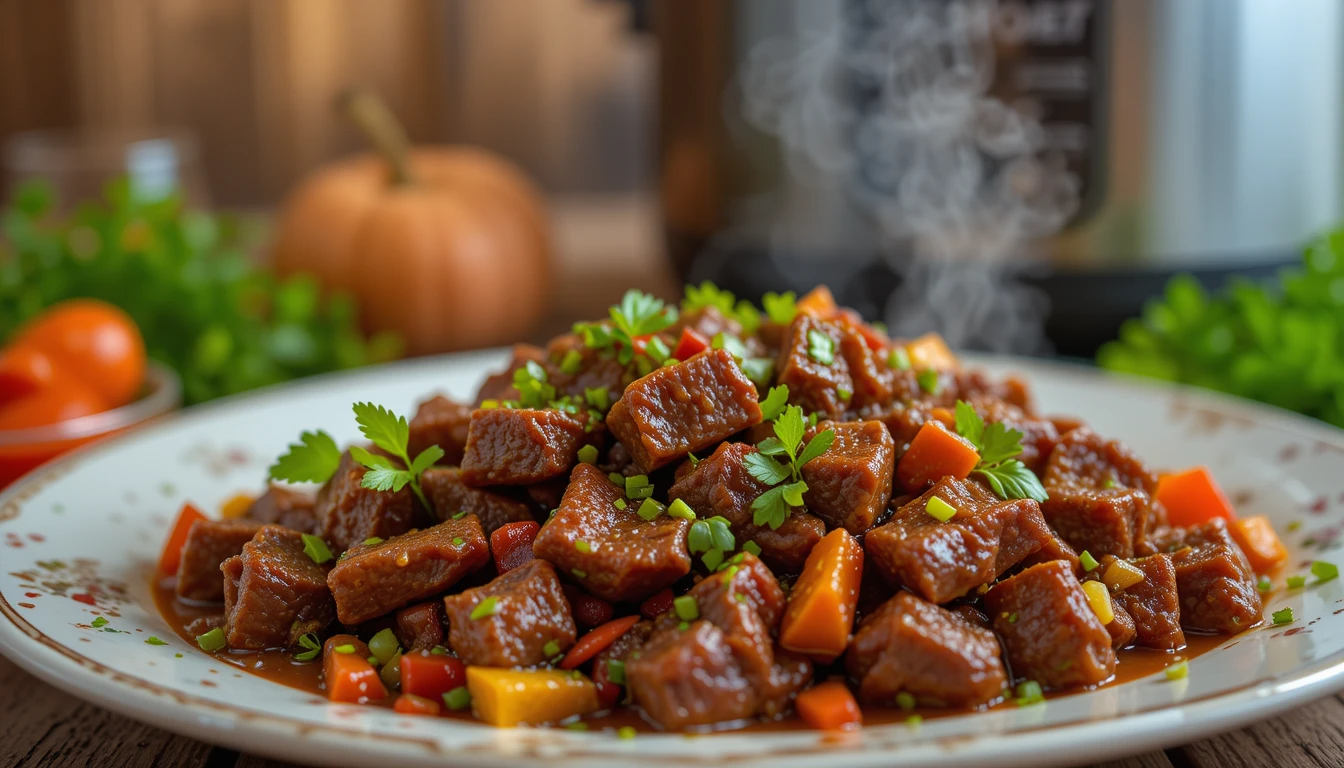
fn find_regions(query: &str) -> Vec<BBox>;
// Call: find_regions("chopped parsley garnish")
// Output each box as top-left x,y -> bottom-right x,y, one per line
559,349 -> 583,375
269,430 -> 342,484
917,369 -> 940,394
90,617 -> 108,628
673,595 -> 700,621
1287,575 -> 1307,589
145,636 -> 169,646
806,329 -> 836,365
196,628 -> 226,652
301,534 -> 334,565
681,281 -> 762,335
712,331 -> 750,360
584,386 -> 611,412
1312,561 -> 1339,582
888,347 -> 911,370
953,401 -> 1049,503
1272,607 -> 1295,625
295,633 -> 321,662
745,405 -> 835,529
742,541 -> 762,557
470,596 -> 500,620
513,361 -> 557,408
1256,575 -> 1272,593
758,385 -> 790,421
452,537 -> 465,547
574,289 -> 678,365
762,291 -> 798,325
443,686 -> 472,710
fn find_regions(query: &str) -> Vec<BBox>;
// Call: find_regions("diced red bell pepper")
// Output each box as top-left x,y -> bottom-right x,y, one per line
672,327 -> 711,361
563,584 -> 615,629
400,650 -> 467,700
594,679 -> 623,710
639,588 -> 675,619
490,520 -> 540,574
157,502 -> 207,577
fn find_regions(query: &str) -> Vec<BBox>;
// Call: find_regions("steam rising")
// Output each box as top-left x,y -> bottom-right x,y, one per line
737,0 -> 1082,354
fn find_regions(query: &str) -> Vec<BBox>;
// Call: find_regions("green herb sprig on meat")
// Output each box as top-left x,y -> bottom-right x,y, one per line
744,385 -> 836,529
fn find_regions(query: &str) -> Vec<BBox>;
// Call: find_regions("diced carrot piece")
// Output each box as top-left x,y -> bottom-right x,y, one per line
795,682 -> 862,731
896,421 -> 981,493
324,634 -> 387,704
796,285 -> 837,318
672,327 -> 711,361
904,333 -> 958,370
779,529 -> 864,661
1155,467 -> 1237,528
394,693 -> 442,716
157,502 -> 207,577
559,615 -> 641,670
490,520 -> 540,574
400,650 -> 467,700
219,493 -> 255,519
1230,515 -> 1288,573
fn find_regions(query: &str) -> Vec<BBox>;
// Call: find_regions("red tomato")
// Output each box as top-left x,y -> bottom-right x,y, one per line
672,327 -> 711,361
400,651 -> 467,700
489,520 -> 540,574
0,377 -> 110,431
8,299 -> 146,407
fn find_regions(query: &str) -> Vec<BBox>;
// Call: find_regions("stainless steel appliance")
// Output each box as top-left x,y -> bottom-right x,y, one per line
655,0 -> 1344,355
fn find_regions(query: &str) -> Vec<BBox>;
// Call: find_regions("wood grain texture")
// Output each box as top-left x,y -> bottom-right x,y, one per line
1179,694 -> 1344,768
1091,752 -> 1177,768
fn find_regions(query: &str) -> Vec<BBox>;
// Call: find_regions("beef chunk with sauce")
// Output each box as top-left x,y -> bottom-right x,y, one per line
176,518 -> 264,602
315,451 -> 423,552
1090,553 -> 1186,650
1018,532 -> 1083,576
1040,428 -> 1160,558
222,525 -> 335,650
442,559 -> 576,667
407,395 -> 473,465
606,349 -> 762,473
327,516 -> 490,625
460,407 -> 587,485
846,591 -> 1007,708
420,467 -> 535,534
775,314 -> 853,418
532,463 -> 691,603
668,442 -> 826,574
1152,519 -> 1262,633
801,420 -> 895,535
395,601 -> 446,651
1106,601 -> 1138,650
984,560 -> 1117,689
244,485 -> 318,533
865,476 -> 1052,604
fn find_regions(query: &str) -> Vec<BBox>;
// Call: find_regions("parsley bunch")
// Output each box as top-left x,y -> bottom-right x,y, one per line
269,402 -> 442,511
953,401 -> 1048,503
574,289 -> 678,365
745,386 -> 836,529
682,281 -> 762,335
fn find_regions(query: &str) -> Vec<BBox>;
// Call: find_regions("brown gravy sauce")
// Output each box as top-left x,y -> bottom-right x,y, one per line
154,581 -> 1232,732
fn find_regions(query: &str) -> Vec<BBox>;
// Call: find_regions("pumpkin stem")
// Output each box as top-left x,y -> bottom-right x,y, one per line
337,88 -> 414,186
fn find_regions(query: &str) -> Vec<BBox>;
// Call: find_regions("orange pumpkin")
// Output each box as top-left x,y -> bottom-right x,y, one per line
272,90 -> 551,356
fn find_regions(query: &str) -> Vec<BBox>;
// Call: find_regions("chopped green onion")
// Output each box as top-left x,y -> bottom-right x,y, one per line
1287,575 -> 1307,589
1287,521 -> 1303,532
585,387 -> 611,412
1007,612 -> 1019,624
575,540 -> 592,553
720,564 -> 740,584
196,628 -> 227,652
452,510 -> 469,520
743,541 -> 762,557
806,329 -> 836,365
333,643 -> 356,654
895,691 -> 916,711
429,645 -> 449,656
145,636 -> 169,646
667,499 -> 696,520
471,596 -> 500,620
1102,478 -> 1118,489
381,650 -> 402,690
734,592 -> 747,603
888,348 -> 911,370
1257,575 -> 1272,593
452,537 -> 465,547
362,537 -> 384,546
301,534 -> 334,565
702,549 -> 724,570
577,444 -> 599,465
917,369 -> 940,395
1272,607 -> 1295,625
295,633 -> 321,661
606,659 -> 627,685
608,472 -> 626,487
367,655 -> 380,665
560,349 -> 583,374
1079,550 -> 1100,572
369,628 -> 400,665
572,568 -> 588,579
1165,660 -> 1188,680
925,496 -> 958,522
443,686 -> 472,711
673,595 -> 699,621
565,721 -> 589,731
906,715 -> 923,727
625,475 -> 654,500
646,335 -> 672,362
1312,561 -> 1339,582
688,520 -> 711,553
543,640 -> 561,658
1014,680 -> 1045,706
837,387 -> 852,403
636,498 -> 664,521
90,617 -> 108,628
618,726 -> 636,740
677,621 -> 690,631
614,498 -> 627,510
480,399 -> 500,409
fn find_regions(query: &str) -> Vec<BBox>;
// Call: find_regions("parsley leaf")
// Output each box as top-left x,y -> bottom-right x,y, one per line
763,291 -> 798,325
751,485 -> 792,529
748,404 -> 835,529
953,399 -> 1047,503
576,289 -> 678,365
353,402 -> 410,457
807,329 -> 836,365
744,453 -> 791,485
269,430 -> 342,484
758,385 -> 790,421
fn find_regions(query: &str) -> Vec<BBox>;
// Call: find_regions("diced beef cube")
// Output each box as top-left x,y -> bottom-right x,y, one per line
420,467 -> 534,534
315,451 -> 422,552
176,518 -> 264,602
1045,428 -> 1158,492
953,370 -> 1035,413
544,333 -> 630,402
1106,600 -> 1137,650
532,464 -> 691,602
327,517 -> 490,625
460,407 -> 587,485
801,420 -> 895,534
1018,532 -> 1083,576
1098,553 -> 1187,650
606,349 -> 762,473
984,560 -> 1117,689
222,526 -> 335,650
865,476 -> 1052,603
442,559 -> 576,666
948,603 -> 992,630
775,314 -> 852,417
1156,519 -> 1262,633
846,591 -> 1007,708
244,484 -> 318,533
668,442 -> 826,574
407,395 -> 472,465
592,619 -> 655,690
834,315 -> 896,410
474,344 -> 544,405
1041,429 -> 1160,559
396,601 -> 445,651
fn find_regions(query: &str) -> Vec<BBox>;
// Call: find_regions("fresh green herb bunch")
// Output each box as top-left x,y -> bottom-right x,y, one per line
1098,234 -> 1344,428
744,386 -> 836,529
0,179 -> 399,404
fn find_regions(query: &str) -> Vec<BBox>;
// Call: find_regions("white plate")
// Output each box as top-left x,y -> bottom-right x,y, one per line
2,350 -> 1343,768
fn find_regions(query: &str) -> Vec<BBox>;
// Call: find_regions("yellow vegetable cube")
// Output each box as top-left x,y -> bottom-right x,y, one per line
1081,580 -> 1115,625
1102,559 -> 1146,592
904,333 -> 958,371
466,667 -> 599,727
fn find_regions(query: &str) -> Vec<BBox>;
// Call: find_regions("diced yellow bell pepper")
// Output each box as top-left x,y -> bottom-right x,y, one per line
904,333 -> 958,370
1102,559 -> 1146,592
466,667 -> 599,727
1081,580 -> 1115,625
219,492 -> 255,519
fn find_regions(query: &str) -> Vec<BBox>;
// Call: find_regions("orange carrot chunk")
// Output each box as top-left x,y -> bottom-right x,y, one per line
779,528 -> 864,661
157,502 -> 207,577
1230,515 -> 1288,573
896,420 -> 981,493
1155,466 -> 1237,528
795,681 -> 862,731
324,635 -> 387,704
393,693 -> 443,716
796,285 -> 838,318
559,614 -> 641,670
